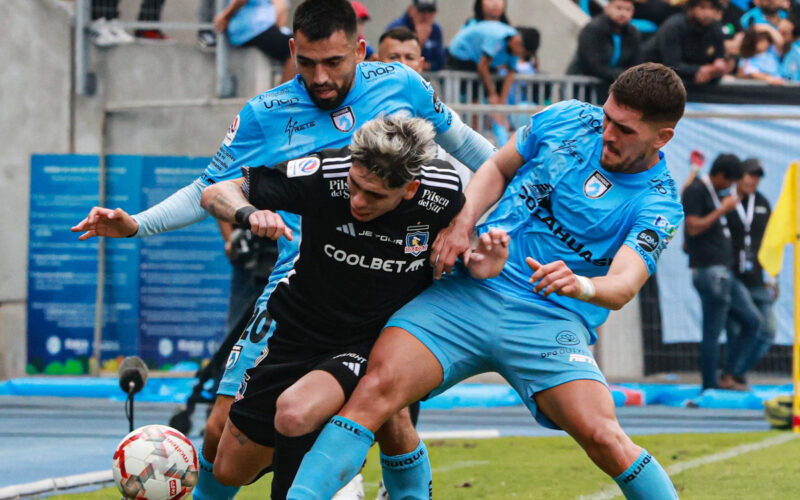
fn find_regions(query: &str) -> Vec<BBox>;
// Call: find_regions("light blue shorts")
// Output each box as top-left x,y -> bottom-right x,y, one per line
218,302 -> 275,396
385,270 -> 607,429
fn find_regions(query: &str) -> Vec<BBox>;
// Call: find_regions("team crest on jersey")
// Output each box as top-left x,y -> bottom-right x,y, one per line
287,157 -> 320,177
405,225 -> 429,256
223,114 -> 240,146
331,107 -> 355,132
226,344 -> 242,370
583,170 -> 612,199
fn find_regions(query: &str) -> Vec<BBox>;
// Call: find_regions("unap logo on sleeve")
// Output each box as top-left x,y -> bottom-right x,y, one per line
287,157 -> 321,178
223,114 -> 240,147
405,225 -> 429,256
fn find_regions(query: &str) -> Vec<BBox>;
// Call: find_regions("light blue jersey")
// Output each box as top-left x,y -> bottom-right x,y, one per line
476,100 -> 684,337
226,0 -> 277,46
210,61 -> 458,394
740,7 -> 786,29
781,42 -> 800,81
448,21 -> 518,69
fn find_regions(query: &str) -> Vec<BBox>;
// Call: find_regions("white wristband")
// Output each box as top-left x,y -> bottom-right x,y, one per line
576,275 -> 596,301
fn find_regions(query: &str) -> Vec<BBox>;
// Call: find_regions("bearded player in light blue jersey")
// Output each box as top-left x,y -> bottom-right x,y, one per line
70,1 -> 495,498
288,63 -> 686,500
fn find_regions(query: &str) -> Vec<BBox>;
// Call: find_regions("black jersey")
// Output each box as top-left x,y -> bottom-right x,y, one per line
242,146 -> 465,350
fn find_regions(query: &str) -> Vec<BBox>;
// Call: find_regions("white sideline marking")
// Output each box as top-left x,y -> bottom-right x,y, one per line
419,429 -> 501,440
0,469 -> 113,500
575,433 -> 799,500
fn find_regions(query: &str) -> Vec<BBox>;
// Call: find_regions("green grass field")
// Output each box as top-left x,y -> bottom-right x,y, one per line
51,431 -> 800,499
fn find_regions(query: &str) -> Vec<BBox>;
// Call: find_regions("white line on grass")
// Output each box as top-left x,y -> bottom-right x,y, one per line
433,460 -> 491,473
0,470 -> 113,500
419,429 -> 501,440
575,432 -> 799,500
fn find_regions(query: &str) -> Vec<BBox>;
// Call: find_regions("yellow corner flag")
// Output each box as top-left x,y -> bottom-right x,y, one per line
757,162 -> 800,432
758,162 -> 798,277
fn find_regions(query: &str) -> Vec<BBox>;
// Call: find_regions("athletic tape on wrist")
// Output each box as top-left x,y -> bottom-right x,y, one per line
234,206 -> 257,230
576,275 -> 595,301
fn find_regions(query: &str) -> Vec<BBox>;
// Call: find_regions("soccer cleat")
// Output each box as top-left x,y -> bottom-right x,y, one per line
88,18 -> 117,47
135,29 -> 174,44
375,481 -> 389,500
106,19 -> 135,45
331,473 -> 365,500
197,30 -> 217,51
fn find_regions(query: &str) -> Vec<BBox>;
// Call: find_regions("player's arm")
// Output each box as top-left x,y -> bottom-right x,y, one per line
431,137 -> 524,278
71,178 -> 207,239
526,245 -> 649,311
401,65 -> 495,171
201,178 -> 292,241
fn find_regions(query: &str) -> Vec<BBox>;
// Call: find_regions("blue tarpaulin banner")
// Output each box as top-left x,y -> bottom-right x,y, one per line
658,103 -> 800,345
27,155 -> 230,374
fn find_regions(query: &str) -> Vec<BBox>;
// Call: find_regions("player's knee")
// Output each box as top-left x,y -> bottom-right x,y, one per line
274,393 -> 316,437
213,451 -> 247,486
584,420 -> 629,456
357,368 -> 402,412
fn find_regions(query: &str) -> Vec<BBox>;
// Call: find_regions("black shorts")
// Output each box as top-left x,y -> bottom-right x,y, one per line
229,329 -> 373,447
244,24 -> 291,62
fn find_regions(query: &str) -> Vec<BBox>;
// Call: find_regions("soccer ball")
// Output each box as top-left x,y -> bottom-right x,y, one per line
112,424 -> 198,500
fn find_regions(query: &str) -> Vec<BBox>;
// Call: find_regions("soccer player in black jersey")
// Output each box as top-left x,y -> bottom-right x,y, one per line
200,115 -> 509,499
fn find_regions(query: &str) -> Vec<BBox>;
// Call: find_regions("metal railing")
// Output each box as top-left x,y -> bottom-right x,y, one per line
74,0 -> 235,97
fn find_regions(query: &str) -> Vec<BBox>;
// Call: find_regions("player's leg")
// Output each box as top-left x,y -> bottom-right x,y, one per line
288,274 -> 495,499
374,407 -> 433,500
288,328 -> 444,500
535,381 -> 678,499
271,346 -> 372,499
214,417 -> 275,486
194,305 -> 274,499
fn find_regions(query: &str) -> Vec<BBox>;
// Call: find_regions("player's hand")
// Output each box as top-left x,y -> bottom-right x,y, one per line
71,207 -> 139,240
526,257 -> 582,298
430,216 -> 473,279
466,228 -> 510,279
247,209 -> 293,241
719,194 -> 739,213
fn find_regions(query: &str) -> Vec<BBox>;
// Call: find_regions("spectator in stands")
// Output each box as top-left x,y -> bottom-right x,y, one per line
351,1 -> 376,60
88,0 -> 170,46
213,0 -> 295,84
386,0 -> 446,71
567,0 -> 642,86
737,24 -> 787,84
633,0 -> 683,28
469,0 -> 510,24
741,0 -> 789,28
642,0 -> 729,85
720,0 -> 746,39
780,15 -> 800,79
723,158 -> 775,391
682,153 -> 763,391
447,21 -> 537,106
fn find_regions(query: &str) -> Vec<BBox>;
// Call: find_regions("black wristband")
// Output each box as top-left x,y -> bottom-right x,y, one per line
234,206 -> 258,229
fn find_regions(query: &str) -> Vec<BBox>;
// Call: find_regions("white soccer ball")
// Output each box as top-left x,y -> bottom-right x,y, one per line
112,424 -> 199,500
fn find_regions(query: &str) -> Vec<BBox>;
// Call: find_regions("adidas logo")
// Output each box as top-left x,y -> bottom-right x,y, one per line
342,361 -> 361,376
336,223 -> 356,236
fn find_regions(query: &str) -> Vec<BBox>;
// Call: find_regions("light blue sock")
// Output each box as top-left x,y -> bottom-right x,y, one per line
614,449 -> 679,500
287,416 -> 374,500
380,439 -> 432,500
192,446 -> 240,500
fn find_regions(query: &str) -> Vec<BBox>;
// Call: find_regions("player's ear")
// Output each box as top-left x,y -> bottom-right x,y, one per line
653,126 -> 674,150
403,179 -> 421,200
355,38 -> 367,63
289,38 -> 297,61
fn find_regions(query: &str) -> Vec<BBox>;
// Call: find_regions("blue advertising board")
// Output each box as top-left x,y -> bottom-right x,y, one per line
27,155 -> 230,374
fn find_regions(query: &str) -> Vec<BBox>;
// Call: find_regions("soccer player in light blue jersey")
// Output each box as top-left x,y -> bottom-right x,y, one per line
70,1 -> 496,498
288,63 -> 687,500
